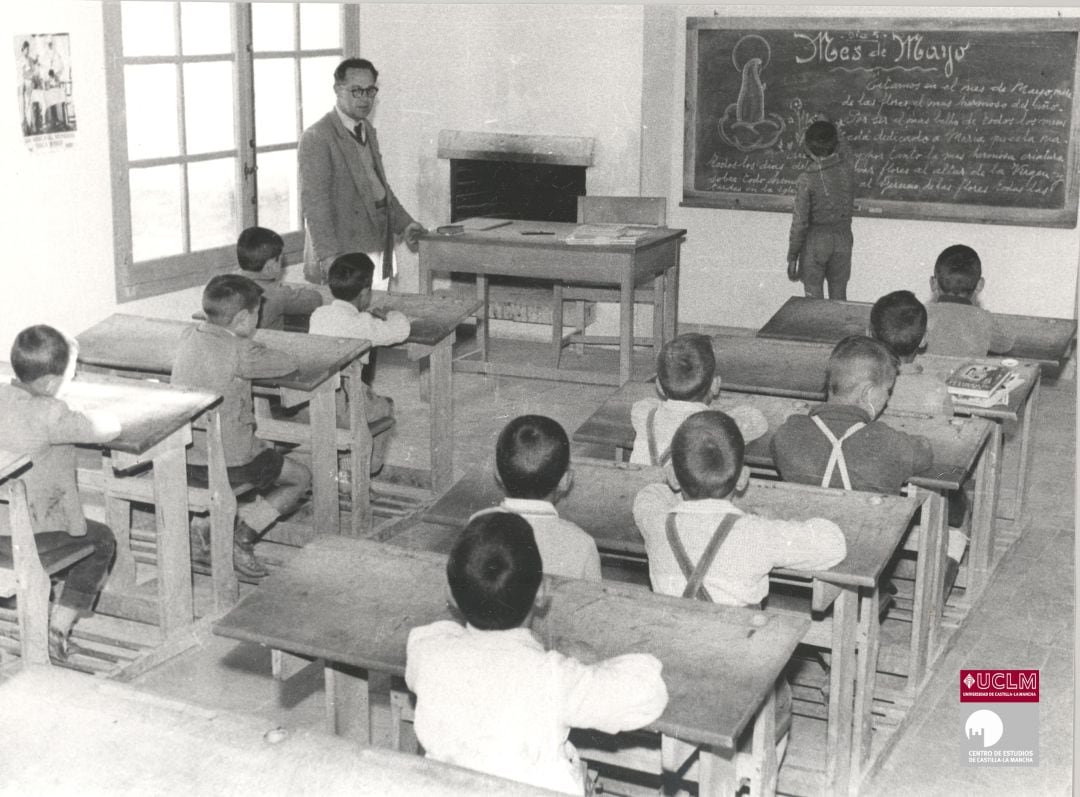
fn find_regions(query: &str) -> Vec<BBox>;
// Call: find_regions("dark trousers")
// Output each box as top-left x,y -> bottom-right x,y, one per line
0,520 -> 116,613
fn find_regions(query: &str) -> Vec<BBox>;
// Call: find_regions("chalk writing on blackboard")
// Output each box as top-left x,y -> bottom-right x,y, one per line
684,19 -> 1080,227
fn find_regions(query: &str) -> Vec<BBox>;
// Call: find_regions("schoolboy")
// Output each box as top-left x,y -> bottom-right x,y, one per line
309,252 -> 410,475
0,325 -> 121,662
630,333 -> 767,468
786,120 -> 856,300
870,290 -> 954,417
235,226 -> 322,331
172,275 -> 312,578
471,415 -> 601,582
405,512 -> 668,795
925,244 -> 1015,356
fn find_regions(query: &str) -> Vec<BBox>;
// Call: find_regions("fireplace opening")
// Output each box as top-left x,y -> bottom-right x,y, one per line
450,159 -> 585,223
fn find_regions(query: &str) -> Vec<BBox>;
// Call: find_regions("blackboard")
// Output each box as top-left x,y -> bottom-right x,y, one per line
684,18 -> 1080,228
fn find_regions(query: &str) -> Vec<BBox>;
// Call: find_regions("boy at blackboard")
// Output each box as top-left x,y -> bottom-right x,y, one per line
925,245 -> 1015,357
405,511 -> 668,794
786,120 -> 856,300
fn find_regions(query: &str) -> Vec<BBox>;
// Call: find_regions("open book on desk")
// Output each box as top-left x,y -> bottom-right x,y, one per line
564,223 -> 658,245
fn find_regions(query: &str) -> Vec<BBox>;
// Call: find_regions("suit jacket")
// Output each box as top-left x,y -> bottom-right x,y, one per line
298,110 -> 416,282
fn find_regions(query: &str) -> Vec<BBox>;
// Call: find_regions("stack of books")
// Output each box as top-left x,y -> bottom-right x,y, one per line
945,362 -> 1017,407
564,223 -> 656,246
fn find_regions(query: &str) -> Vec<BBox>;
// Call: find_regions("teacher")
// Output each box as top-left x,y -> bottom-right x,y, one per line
299,57 -> 426,285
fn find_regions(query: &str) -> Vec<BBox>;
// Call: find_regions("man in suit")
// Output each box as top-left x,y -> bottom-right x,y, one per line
299,58 -> 425,285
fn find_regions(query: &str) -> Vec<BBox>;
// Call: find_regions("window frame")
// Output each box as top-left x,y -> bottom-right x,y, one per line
104,2 -> 359,302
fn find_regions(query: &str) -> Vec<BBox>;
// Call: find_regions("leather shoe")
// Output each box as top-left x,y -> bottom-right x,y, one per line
232,542 -> 269,578
48,627 -> 85,664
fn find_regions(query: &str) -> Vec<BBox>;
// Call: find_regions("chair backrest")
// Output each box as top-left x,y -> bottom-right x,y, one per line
576,196 -> 666,226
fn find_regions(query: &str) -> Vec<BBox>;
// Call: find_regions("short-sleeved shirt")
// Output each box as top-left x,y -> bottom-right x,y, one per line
170,323 -> 297,467
770,403 -> 933,496
0,382 -> 117,534
925,297 -> 1015,357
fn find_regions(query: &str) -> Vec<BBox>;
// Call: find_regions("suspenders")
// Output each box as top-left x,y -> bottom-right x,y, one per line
665,513 -> 740,602
646,406 -> 672,467
810,415 -> 865,490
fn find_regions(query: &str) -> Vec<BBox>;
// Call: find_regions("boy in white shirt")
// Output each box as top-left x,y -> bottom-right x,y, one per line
471,415 -> 602,582
630,333 -> 767,470
406,512 -> 668,795
309,253 -> 409,474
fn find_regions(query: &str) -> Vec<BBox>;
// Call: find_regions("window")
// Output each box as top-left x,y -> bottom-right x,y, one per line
104,2 -> 358,301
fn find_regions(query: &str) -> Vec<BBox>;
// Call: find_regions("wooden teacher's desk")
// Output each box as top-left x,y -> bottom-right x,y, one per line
311,289 -> 483,493
420,462 -> 921,795
214,535 -> 807,797
418,220 -> 686,386
0,666 -> 549,796
757,296 -> 1076,379
76,314 -> 372,537
0,362 -> 219,635
709,333 -> 1041,523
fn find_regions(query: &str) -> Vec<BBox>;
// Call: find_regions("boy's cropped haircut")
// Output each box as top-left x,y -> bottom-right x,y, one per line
202,274 -> 263,326
328,253 -> 375,302
934,244 -> 982,296
804,120 -> 838,157
236,226 -> 284,272
11,324 -> 70,383
670,411 -> 745,500
447,512 -> 543,630
495,415 -> 570,500
827,335 -> 899,398
656,333 -> 715,401
870,290 -> 927,358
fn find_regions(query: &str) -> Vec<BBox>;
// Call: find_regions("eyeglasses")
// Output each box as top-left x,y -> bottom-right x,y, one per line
341,85 -> 378,99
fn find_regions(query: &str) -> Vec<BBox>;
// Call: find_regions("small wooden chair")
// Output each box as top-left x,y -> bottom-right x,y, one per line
553,196 -> 668,368
0,479 -> 94,666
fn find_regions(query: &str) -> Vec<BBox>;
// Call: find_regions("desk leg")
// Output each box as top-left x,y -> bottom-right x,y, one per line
825,587 -> 857,794
419,254 -> 432,295
151,432 -> 193,635
652,273 -> 665,358
1010,372 -> 1039,521
697,748 -> 741,797
476,274 -> 489,364
325,663 -> 392,747
345,362 -> 373,537
909,488 -> 946,690
664,247 -> 680,342
747,685 -> 779,796
619,276 -> 634,385
968,424 -> 1002,599
849,588 -> 880,794
309,380 -> 340,535
429,336 -> 455,494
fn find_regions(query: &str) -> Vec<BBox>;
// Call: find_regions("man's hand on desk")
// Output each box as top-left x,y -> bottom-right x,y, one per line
368,307 -> 389,321
404,222 -> 427,251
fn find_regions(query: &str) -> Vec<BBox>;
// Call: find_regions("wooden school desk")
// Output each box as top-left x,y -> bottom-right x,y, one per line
420,461 -> 922,794
311,288 -> 483,493
0,362 -> 219,634
709,334 -> 1041,523
418,220 -> 687,386
76,314 -> 372,537
214,535 -> 807,797
0,666 -> 550,797
757,296 -> 1077,379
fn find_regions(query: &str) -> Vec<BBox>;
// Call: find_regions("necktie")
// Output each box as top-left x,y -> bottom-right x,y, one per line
354,121 -> 367,146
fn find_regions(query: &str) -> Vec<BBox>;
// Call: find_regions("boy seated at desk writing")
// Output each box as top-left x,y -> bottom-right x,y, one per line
632,410 -> 846,775
471,415 -> 601,582
309,253 -> 409,475
405,512 -> 668,795
925,244 -> 1015,357
0,325 -> 120,662
630,333 -> 767,471
172,275 -> 312,579
236,226 -> 322,331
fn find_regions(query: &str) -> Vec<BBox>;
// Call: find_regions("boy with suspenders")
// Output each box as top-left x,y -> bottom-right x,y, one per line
633,411 -> 847,777
629,334 -> 766,470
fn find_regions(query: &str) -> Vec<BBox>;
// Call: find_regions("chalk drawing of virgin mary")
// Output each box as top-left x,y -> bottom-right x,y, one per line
718,35 -> 785,152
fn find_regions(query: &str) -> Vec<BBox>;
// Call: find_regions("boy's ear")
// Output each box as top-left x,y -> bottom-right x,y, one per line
735,465 -> 751,494
930,276 -> 938,295
711,374 -> 722,398
975,276 -> 985,294
558,469 -> 573,496
654,381 -> 667,400
492,469 -> 505,491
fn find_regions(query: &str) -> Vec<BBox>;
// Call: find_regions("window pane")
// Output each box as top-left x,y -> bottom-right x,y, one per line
188,158 -> 238,251
254,58 -> 297,146
122,1 -> 176,57
256,148 -> 300,234
180,1 -> 231,56
300,56 -> 339,130
184,61 -> 234,155
125,64 -> 179,160
252,2 -> 294,52
300,4 -> 340,50
130,165 -> 183,261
